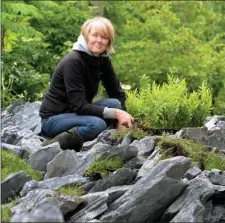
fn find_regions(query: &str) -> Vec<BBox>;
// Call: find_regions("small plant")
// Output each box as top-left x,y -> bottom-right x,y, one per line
156,136 -> 225,170
1,150 -> 44,181
1,197 -> 18,222
84,156 -> 124,180
56,184 -> 86,197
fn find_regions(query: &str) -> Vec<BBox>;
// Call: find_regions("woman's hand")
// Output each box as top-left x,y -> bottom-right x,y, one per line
115,109 -> 134,129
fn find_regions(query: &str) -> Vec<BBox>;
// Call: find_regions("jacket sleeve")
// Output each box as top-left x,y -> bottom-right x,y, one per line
101,58 -> 127,110
63,58 -> 104,117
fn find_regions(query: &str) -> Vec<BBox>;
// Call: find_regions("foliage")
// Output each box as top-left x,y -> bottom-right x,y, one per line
157,136 -> 225,170
1,150 -> 44,181
2,1 -> 225,115
126,75 -> 212,130
84,156 -> 123,179
56,184 -> 85,197
112,128 -> 150,141
1,197 -> 18,222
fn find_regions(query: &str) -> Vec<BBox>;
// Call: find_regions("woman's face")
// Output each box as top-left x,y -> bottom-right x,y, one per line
87,28 -> 109,56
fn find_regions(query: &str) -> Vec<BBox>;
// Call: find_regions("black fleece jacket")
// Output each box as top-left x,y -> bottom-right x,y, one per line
39,50 -> 126,119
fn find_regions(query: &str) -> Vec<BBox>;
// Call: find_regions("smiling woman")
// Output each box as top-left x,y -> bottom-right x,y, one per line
39,16 -> 134,151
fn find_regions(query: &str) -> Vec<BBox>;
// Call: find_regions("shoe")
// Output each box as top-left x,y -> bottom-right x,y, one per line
41,127 -> 83,152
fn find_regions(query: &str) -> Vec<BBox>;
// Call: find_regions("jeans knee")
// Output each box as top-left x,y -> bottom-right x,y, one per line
79,117 -> 107,140
108,99 -> 121,109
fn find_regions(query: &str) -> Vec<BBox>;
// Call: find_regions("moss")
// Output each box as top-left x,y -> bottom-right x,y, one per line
1,150 -> 44,181
112,128 -> 150,141
84,156 -> 124,180
1,197 -> 18,222
156,136 -> 225,170
56,184 -> 86,197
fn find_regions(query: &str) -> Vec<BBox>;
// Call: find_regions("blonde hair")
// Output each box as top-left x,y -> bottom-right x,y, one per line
81,16 -> 115,54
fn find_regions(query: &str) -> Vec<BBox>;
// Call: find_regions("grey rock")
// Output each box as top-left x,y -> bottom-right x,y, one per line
184,166 -> 202,180
161,173 -> 214,222
29,142 -> 62,171
1,125 -> 21,145
131,136 -> 158,156
1,171 -> 32,203
170,197 -> 205,222
65,142 -> 138,177
99,156 -> 190,222
12,189 -> 83,216
207,169 -> 225,186
207,129 -> 225,151
19,137 -> 43,160
82,138 -> 98,151
45,150 -> 81,179
204,115 -> 225,131
21,174 -> 89,197
68,191 -> 109,223
11,101 -> 41,133
175,127 -> 208,144
118,131 -> 133,146
204,200 -> 225,223
1,143 -> 23,157
87,220 -> 102,223
10,203 -> 64,222
96,129 -> 117,144
137,149 -> 161,179
123,156 -> 146,169
89,168 -> 136,193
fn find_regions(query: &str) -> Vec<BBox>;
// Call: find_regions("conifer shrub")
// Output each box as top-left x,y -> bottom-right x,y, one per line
126,75 -> 212,130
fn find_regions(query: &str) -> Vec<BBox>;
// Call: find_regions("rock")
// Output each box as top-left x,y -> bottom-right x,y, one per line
118,131 -> 133,146
10,203 -> 64,222
12,189 -> 84,216
206,169 -> 225,186
99,156 -> 191,222
207,129 -> 225,152
123,156 -> 146,170
89,168 -> 136,193
131,136 -> 158,156
20,174 -> 89,197
184,166 -> 202,180
204,115 -> 225,131
45,150 -> 81,179
137,149 -> 161,179
29,142 -> 62,171
64,142 -> 138,177
175,127 -> 208,144
1,125 -> 21,145
68,191 -> 109,223
1,171 -> 32,204
1,143 -> 23,157
161,173 -> 214,222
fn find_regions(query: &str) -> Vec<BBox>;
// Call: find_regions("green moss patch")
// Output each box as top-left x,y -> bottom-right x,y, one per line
112,128 -> 150,141
84,156 -> 123,180
1,150 -> 44,181
156,136 -> 225,170
56,184 -> 86,197
1,197 -> 18,222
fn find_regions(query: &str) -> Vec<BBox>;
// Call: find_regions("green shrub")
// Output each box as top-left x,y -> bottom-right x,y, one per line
1,150 -> 44,181
84,156 -> 124,179
156,136 -> 225,170
126,75 -> 212,130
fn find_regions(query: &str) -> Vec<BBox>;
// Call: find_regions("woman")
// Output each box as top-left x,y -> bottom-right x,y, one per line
39,16 -> 133,151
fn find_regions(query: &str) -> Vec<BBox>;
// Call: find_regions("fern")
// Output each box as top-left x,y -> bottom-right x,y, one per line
126,74 -> 212,130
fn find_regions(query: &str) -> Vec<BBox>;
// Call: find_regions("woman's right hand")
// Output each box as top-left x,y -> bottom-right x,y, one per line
115,109 -> 134,129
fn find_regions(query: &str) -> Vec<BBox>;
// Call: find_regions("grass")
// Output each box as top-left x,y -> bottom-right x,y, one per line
112,128 -> 150,141
84,156 -> 124,180
1,197 -> 18,222
1,150 -> 44,181
156,136 -> 225,170
56,184 -> 86,197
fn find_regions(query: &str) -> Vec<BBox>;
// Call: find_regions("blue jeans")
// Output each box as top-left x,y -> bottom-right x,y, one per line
41,98 -> 121,141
